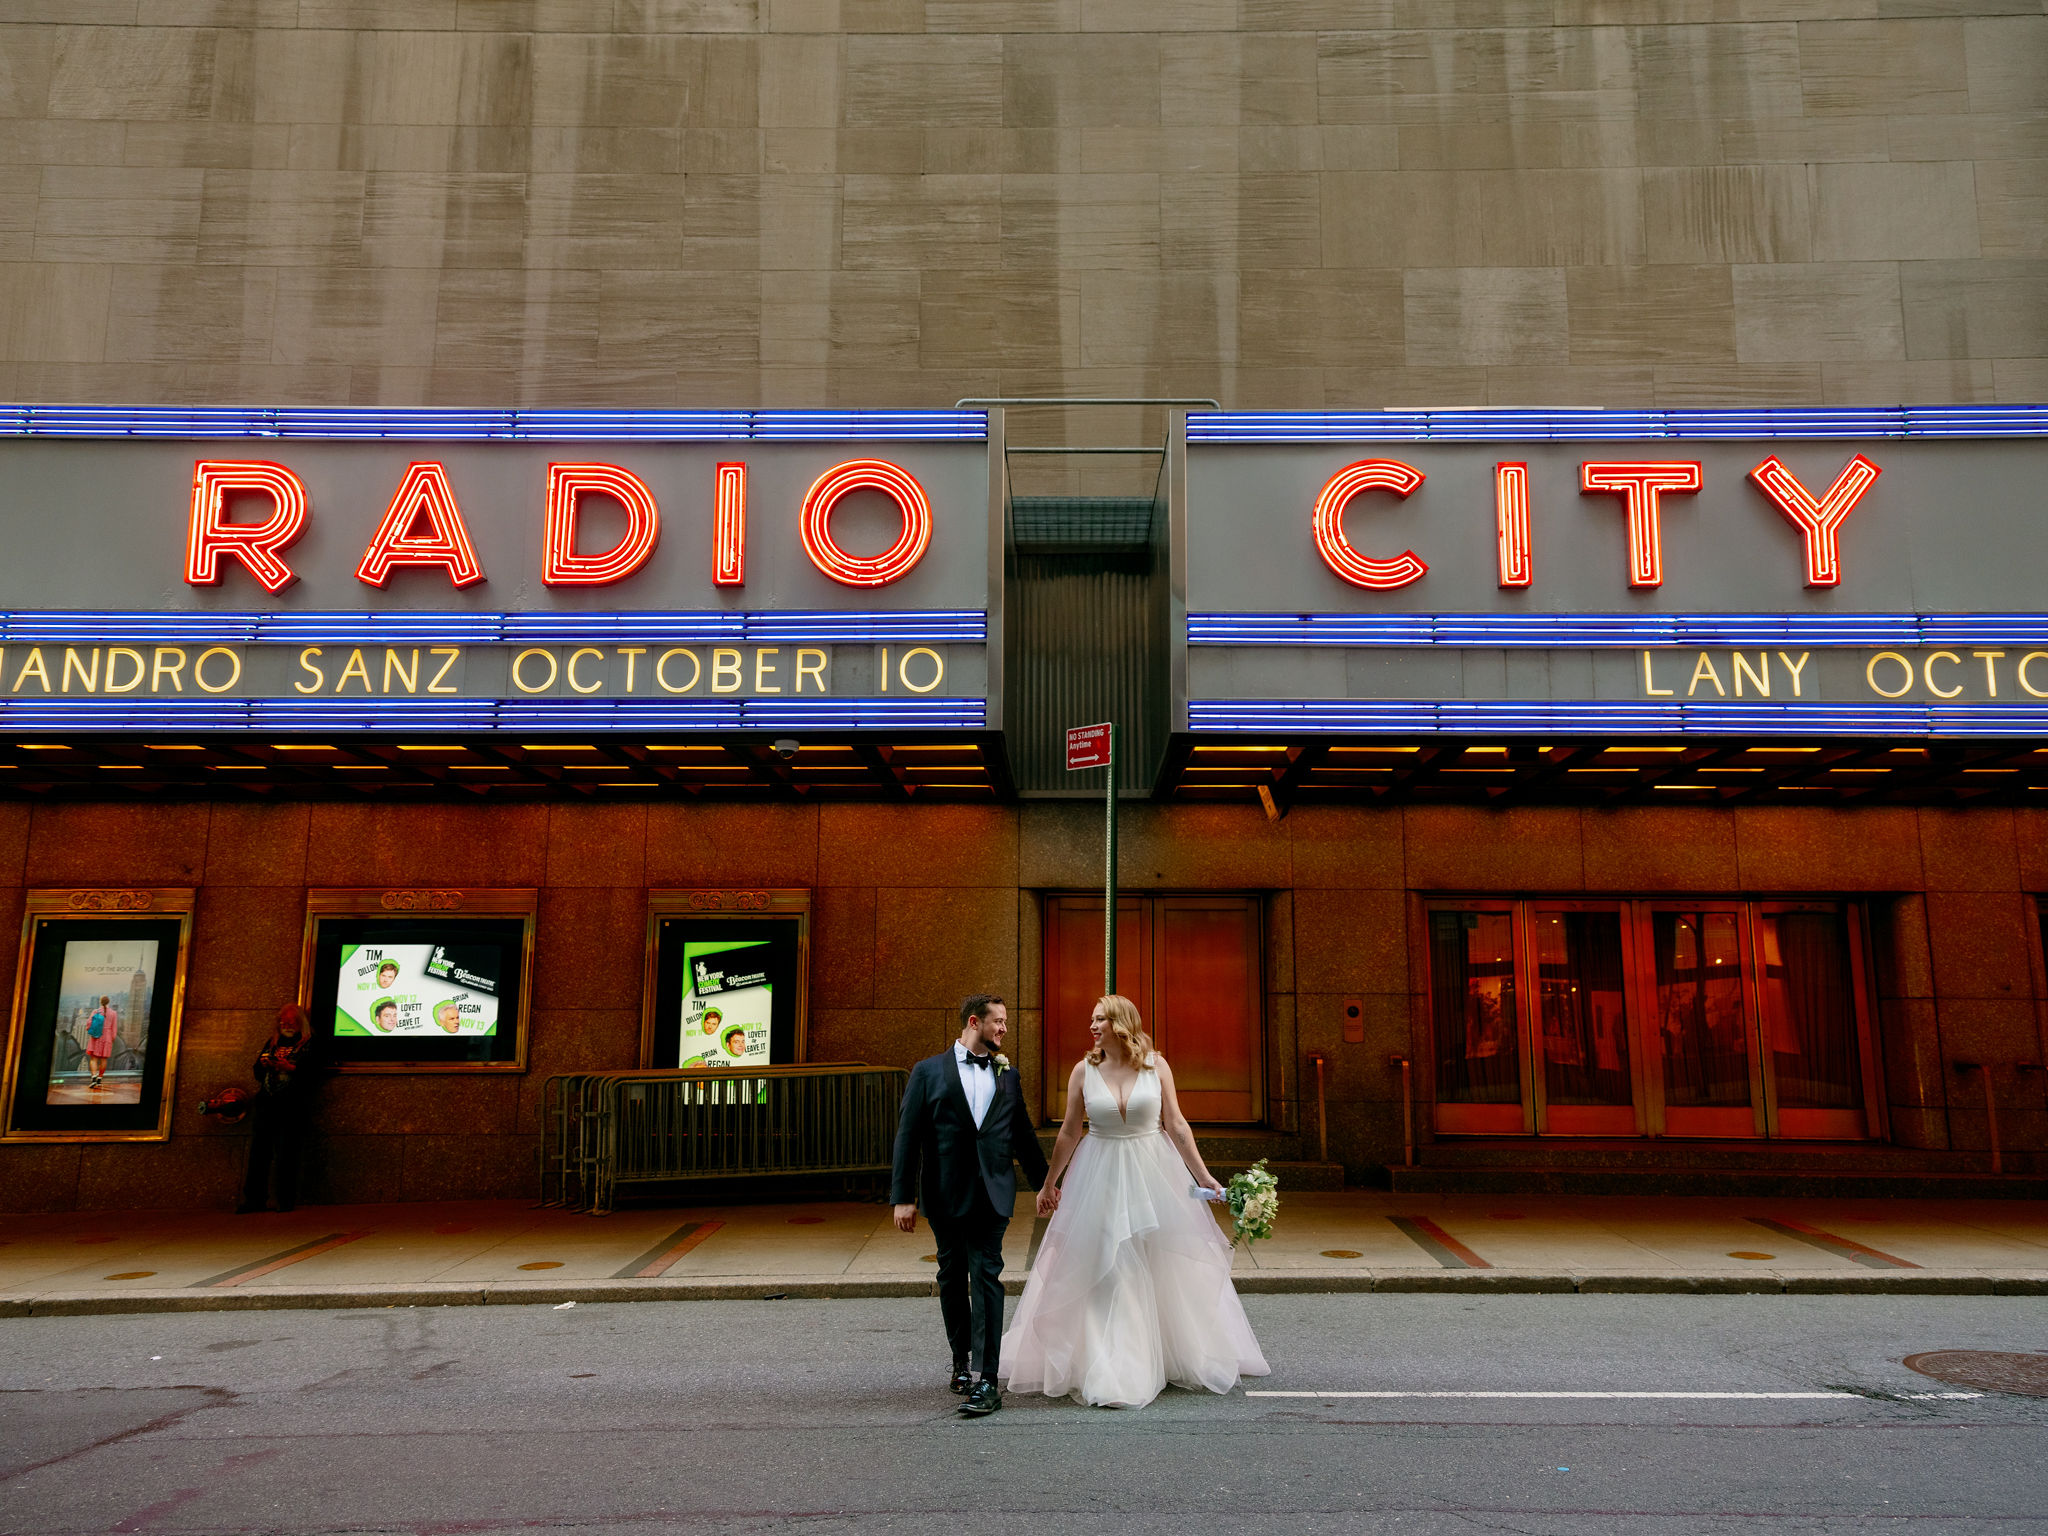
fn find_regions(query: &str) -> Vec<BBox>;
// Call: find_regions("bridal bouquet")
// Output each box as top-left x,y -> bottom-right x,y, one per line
1224,1159 -> 1280,1249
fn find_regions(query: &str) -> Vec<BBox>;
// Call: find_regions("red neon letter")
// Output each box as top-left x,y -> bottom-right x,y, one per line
355,462 -> 486,588
1748,453 -> 1880,588
1311,460 -> 1428,590
799,459 -> 932,588
1579,461 -> 1702,589
543,464 -> 661,586
1495,462 -> 1531,588
713,462 -> 746,586
186,461 -> 309,594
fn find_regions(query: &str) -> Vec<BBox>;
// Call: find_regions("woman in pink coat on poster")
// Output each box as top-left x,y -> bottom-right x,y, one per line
86,994 -> 119,1089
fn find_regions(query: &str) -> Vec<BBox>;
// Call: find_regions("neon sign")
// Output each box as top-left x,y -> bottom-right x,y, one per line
1307,454 -> 1881,593
182,457 -> 937,594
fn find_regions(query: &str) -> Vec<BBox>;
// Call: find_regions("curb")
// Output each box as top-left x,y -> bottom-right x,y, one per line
4,1270 -> 2043,1317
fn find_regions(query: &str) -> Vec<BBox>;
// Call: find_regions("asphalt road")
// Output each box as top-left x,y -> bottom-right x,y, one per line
1,1294 -> 2043,1535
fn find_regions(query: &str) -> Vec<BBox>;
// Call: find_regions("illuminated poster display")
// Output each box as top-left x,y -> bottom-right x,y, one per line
300,890 -> 535,1072
0,894 -> 193,1143
333,942 -> 501,1039
678,940 -> 774,1069
642,891 -> 810,1069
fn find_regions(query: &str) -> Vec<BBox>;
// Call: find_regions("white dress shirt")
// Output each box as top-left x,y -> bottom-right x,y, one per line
955,1042 -> 996,1128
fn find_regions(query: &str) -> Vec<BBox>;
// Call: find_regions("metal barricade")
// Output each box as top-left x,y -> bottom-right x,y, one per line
542,1063 -> 908,1214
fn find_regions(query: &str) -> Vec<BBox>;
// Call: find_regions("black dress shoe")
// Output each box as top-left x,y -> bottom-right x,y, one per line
959,1379 -> 1001,1417
949,1365 -> 974,1395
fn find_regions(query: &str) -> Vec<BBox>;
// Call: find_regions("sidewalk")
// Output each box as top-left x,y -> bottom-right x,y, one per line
4,1192 -> 2045,1316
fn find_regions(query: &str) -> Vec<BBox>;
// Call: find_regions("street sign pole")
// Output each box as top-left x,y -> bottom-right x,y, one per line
1104,723 -> 1117,998
1064,721 -> 1118,999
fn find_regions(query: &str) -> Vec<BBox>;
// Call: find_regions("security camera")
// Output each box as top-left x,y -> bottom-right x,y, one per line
771,738 -> 800,760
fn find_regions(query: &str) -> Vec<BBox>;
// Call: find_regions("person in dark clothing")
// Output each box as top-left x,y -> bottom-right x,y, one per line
890,994 -> 1051,1419
238,1004 -> 325,1214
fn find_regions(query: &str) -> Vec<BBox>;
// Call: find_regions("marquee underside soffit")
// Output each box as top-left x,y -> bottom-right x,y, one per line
1160,737 -> 2048,809
0,734 -> 1010,801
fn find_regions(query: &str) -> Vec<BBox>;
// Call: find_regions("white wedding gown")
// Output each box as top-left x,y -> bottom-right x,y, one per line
1001,1061 -> 1270,1408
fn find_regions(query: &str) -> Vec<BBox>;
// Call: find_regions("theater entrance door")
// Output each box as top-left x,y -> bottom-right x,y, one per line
1041,894 -> 1264,1124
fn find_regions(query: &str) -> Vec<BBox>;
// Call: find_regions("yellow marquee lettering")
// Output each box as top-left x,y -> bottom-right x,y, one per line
1778,651 -> 1809,697
617,646 -> 645,693
656,647 -> 700,693
711,648 -> 742,694
427,647 -> 460,694
150,647 -> 185,693
60,647 -> 99,694
754,647 -> 782,694
194,646 -> 241,694
296,647 -> 325,694
511,648 -> 558,694
1640,650 -> 1673,697
899,646 -> 944,694
1923,650 -> 1963,699
1686,652 -> 1725,698
1973,649 -> 2005,697
104,647 -> 145,694
1866,651 -> 1914,698
567,647 -> 605,695
2020,651 -> 2048,699
795,648 -> 827,693
1731,652 -> 1769,698
335,648 -> 372,693
383,648 -> 420,694
12,648 -> 50,694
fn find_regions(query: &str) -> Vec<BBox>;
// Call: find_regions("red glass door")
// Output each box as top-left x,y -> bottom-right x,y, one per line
1754,902 -> 1879,1139
1427,904 -> 1530,1134
1643,904 -> 1764,1137
1529,903 -> 1640,1135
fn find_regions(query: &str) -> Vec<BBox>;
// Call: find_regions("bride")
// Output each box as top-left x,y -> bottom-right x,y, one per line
1001,994 -> 1270,1408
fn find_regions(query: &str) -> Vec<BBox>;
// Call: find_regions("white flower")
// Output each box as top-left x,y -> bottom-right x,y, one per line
993,1053 -> 1010,1077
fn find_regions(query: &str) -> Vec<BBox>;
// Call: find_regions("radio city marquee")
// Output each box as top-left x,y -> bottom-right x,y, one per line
1181,421 -> 2048,730
0,424 -> 991,723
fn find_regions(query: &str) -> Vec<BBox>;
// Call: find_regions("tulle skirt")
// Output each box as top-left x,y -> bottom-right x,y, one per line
1001,1130 -> 1270,1408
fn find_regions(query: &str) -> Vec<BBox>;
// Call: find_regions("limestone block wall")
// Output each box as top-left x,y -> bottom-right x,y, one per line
0,2 -> 2041,454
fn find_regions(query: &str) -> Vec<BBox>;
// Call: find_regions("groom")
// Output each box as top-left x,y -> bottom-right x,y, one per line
891,994 -> 1051,1418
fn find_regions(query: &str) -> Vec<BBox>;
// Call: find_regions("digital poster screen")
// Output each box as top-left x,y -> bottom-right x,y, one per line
678,940 -> 774,1068
334,941 -> 502,1039
648,915 -> 804,1071
307,912 -> 529,1070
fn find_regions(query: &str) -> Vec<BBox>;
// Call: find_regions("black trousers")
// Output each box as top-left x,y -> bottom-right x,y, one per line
929,1197 -> 1008,1378
242,1101 -> 307,1209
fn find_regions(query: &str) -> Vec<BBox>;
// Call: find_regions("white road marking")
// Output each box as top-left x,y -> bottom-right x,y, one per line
1247,1390 -> 1945,1400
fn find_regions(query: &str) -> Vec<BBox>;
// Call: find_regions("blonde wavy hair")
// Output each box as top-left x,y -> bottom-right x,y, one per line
1084,993 -> 1155,1068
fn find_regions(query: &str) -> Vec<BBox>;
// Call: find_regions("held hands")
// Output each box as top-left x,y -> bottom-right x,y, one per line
892,1203 -> 918,1234
1034,1183 -> 1061,1218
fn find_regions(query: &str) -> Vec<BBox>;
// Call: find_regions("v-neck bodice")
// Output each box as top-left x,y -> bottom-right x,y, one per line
1083,1060 -> 1160,1139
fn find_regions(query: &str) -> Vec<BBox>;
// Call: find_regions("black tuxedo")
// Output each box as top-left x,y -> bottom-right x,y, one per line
891,1048 -> 1049,1378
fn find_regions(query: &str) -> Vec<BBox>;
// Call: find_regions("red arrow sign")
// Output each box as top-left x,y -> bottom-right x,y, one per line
1066,722 -> 1112,771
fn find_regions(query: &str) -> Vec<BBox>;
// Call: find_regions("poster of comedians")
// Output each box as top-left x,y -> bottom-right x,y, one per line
334,942 -> 500,1037
43,938 -> 157,1105
678,940 -> 773,1068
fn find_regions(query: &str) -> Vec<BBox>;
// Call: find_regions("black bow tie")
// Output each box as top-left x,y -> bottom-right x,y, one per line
961,1053 -> 992,1070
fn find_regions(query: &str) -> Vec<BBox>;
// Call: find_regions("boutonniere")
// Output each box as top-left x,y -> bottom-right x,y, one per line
993,1053 -> 1010,1078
